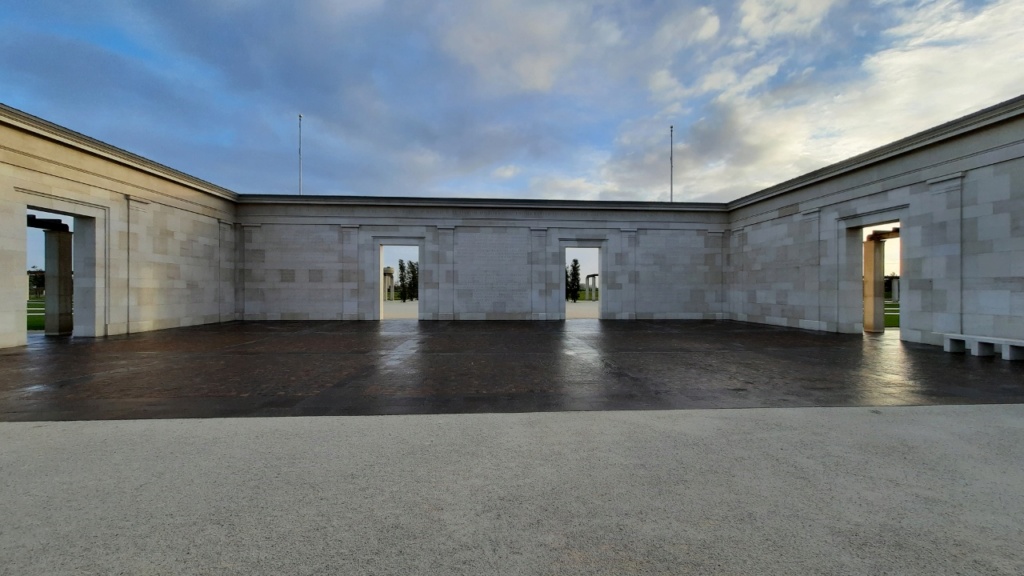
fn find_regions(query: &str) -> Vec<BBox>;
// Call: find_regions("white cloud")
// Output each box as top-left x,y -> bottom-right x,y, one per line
11,0 -> 1023,205
437,0 -> 588,93
492,164 -> 521,178
808,0 -> 1024,159
603,0 -> 1024,202
720,58 -> 783,98
738,0 -> 841,42
696,9 -> 721,41
648,69 -> 690,102
700,69 -> 739,93
528,174 -> 612,201
592,17 -> 624,47
653,6 -> 721,54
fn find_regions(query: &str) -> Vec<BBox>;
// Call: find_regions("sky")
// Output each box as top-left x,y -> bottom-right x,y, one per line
7,0 -> 1022,273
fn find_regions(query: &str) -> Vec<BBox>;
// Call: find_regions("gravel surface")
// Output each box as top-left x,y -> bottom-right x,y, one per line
2,405 -> 1023,575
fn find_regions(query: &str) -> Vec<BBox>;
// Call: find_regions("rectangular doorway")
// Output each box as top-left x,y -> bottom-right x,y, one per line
381,245 -> 420,320
565,247 -> 600,319
862,223 -> 901,334
26,209 -> 75,337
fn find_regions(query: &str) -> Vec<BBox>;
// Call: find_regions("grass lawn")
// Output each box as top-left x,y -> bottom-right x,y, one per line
884,300 -> 900,328
27,298 -> 44,330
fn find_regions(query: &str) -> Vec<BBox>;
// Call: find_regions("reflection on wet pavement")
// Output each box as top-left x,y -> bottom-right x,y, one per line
0,320 -> 1021,421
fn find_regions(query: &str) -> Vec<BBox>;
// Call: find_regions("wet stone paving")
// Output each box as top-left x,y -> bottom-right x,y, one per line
0,320 -> 1022,421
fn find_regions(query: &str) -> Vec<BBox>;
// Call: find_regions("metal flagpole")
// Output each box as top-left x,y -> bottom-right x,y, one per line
298,114 -> 303,195
670,125 -> 674,202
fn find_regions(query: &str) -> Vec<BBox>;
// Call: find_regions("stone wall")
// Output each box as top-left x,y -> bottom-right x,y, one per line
726,106 -> 1024,344
234,201 -> 730,321
0,109 -> 237,348
2,96 -> 1023,349
960,158 -> 1024,339
453,226 -> 531,320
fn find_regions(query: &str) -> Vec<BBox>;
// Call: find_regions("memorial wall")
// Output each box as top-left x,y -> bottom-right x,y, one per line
0,105 -> 237,348
1,96 -> 1022,348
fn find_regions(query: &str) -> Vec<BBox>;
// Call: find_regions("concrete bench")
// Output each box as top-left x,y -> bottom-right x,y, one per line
943,334 -> 1024,360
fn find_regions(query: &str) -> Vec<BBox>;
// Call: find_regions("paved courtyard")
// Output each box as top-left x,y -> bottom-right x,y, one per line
3,321 -> 1024,574
1,320 -> 1021,421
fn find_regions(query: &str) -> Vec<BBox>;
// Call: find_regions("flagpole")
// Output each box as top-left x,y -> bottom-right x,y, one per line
298,113 -> 303,195
670,125 -> 674,202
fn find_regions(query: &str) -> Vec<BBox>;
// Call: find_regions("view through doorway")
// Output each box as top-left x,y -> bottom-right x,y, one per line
565,247 -> 600,319
381,245 -> 420,320
862,222 -> 901,334
26,209 -> 75,337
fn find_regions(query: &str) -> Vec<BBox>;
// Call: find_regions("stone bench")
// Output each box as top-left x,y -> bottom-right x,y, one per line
943,334 -> 1024,360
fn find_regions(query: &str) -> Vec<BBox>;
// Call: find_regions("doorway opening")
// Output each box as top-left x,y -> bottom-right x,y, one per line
380,244 -> 420,320
565,247 -> 600,319
862,223 -> 901,334
26,209 -> 75,337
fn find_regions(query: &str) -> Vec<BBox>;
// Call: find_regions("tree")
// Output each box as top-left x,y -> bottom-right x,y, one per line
408,261 -> 419,301
27,267 -> 44,298
398,259 -> 408,302
568,259 -> 581,303
565,266 -> 570,301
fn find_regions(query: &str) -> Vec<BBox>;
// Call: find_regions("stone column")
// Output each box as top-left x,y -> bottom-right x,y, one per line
340,225 -> 360,320
585,275 -> 599,302
382,268 -> 394,301
863,238 -> 885,333
438,227 -> 455,320
529,228 -> 548,320
44,230 -> 73,336
622,229 -> 637,320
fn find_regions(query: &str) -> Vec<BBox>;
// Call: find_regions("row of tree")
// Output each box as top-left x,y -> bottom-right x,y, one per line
395,259 -> 419,302
393,259 -> 585,303
27,268 -> 45,298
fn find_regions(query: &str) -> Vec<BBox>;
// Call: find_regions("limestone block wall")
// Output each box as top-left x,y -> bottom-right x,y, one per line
594,227 -> 637,320
3,97 -> 1023,349
0,188 -> 27,348
0,106 -> 237,348
239,224 -> 348,320
126,199 -> 233,332
727,209 -> 827,331
635,228 -> 724,320
726,103 -> 1024,345
452,226 -> 531,319
960,157 -> 1024,339
235,200 -> 729,322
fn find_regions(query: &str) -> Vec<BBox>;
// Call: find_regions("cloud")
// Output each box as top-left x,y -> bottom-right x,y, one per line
437,0 -> 589,93
648,69 -> 690,103
492,165 -> 521,179
696,9 -> 722,41
602,0 -> 1024,203
653,6 -> 721,54
738,0 -> 843,42
1,0 -> 1021,205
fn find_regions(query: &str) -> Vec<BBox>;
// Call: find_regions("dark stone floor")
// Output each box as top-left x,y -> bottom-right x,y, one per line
1,320 -> 1022,421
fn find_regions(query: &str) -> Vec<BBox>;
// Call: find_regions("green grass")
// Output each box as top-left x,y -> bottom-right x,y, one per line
884,300 -> 900,328
27,298 -> 44,330
568,290 -> 599,301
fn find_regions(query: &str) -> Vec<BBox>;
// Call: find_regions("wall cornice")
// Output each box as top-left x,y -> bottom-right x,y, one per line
239,194 -> 727,212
